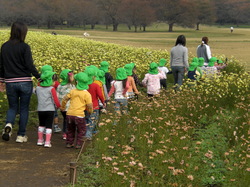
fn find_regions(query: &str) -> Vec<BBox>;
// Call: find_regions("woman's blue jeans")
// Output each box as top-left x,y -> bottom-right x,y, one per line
5,81 -> 33,136
171,66 -> 185,86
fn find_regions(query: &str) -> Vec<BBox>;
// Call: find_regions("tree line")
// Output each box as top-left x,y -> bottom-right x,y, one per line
0,0 -> 249,32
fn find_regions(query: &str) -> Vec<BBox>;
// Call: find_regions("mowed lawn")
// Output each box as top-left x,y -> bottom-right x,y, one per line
34,24 -> 250,70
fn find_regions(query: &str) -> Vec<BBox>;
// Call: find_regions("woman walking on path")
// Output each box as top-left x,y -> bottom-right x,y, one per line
170,35 -> 189,90
197,36 -> 212,67
0,21 -> 40,142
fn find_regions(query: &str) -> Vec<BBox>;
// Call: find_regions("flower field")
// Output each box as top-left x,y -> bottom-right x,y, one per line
0,31 -> 249,186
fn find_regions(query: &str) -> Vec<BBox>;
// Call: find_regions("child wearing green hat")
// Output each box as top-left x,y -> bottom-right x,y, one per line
197,57 -> 205,79
187,58 -> 201,88
158,58 -> 169,89
84,67 -> 106,140
94,69 -> 109,113
215,59 -> 227,72
204,57 -> 218,78
124,63 -> 139,99
142,62 -> 166,97
100,61 -> 113,93
61,72 -> 93,148
57,69 -> 75,140
187,57 -> 200,81
108,68 -> 129,115
35,65 -> 61,148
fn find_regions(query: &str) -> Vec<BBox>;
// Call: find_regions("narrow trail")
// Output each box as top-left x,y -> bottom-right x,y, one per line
0,125 -> 78,187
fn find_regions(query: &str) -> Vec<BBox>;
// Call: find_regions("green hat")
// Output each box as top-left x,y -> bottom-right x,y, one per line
96,69 -> 106,85
60,69 -> 72,86
124,63 -> 135,76
74,72 -> 89,90
189,58 -> 199,71
217,59 -> 223,64
116,68 -> 127,80
40,65 -> 55,87
100,61 -> 110,73
198,57 -> 205,67
84,66 -> 97,85
208,57 -> 217,67
148,62 -> 159,75
89,65 -> 99,72
159,58 -> 167,67
41,65 -> 53,73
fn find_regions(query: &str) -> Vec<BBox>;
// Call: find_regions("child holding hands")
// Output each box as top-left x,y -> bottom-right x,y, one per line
57,69 -> 75,139
60,72 -> 93,148
35,65 -> 61,148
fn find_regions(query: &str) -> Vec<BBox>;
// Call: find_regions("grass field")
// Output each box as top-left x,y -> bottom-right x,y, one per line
31,23 -> 250,70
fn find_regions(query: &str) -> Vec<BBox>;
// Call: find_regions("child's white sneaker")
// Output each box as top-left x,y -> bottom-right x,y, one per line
54,125 -> 61,133
44,142 -> 52,148
16,135 -> 28,143
37,139 -> 44,146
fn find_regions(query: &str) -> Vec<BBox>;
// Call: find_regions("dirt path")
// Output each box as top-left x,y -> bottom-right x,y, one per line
0,125 -> 78,187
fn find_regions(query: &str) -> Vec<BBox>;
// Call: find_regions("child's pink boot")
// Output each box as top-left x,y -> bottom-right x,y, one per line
37,126 -> 45,146
44,128 -> 52,148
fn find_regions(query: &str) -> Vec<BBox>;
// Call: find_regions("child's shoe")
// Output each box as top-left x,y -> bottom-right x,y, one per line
75,144 -> 82,149
54,125 -> 61,133
62,133 -> 67,140
2,123 -> 12,141
37,126 -> 45,146
44,128 -> 52,148
66,144 -> 74,148
16,135 -> 28,143
44,142 -> 52,148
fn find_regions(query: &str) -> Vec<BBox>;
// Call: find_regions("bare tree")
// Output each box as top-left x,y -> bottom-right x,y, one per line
120,0 -> 155,32
97,0 -> 122,31
194,0 -> 216,30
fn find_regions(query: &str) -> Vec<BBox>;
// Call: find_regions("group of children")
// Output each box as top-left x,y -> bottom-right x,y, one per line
187,56 -> 227,84
35,57 -> 226,148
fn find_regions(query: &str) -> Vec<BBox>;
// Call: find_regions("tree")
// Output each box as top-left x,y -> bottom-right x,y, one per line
97,0 -> 122,31
154,0 -> 196,32
193,0 -> 216,30
214,0 -> 250,25
120,0 -> 155,32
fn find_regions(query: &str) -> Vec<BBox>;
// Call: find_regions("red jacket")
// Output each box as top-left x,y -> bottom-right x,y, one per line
87,83 -> 105,110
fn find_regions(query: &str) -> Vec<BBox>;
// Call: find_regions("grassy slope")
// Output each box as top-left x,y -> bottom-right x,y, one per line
29,23 -> 250,70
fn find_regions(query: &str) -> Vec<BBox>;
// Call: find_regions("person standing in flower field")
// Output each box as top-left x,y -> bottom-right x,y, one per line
142,62 -> 166,97
84,66 -> 106,140
197,57 -> 205,80
0,21 -> 41,143
99,61 -> 113,93
108,68 -> 130,115
187,57 -> 200,88
158,58 -> 169,89
35,65 -> 61,148
52,73 -> 62,133
132,64 -> 143,88
60,72 -> 93,149
197,36 -> 212,67
124,63 -> 139,99
170,35 -> 189,89
204,57 -> 218,78
57,69 -> 75,140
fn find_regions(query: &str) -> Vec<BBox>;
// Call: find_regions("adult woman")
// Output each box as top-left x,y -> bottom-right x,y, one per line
170,35 -> 189,88
196,36 -> 212,67
0,21 -> 40,142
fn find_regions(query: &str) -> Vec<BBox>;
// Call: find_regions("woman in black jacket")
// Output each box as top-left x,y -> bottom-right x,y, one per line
0,21 -> 40,142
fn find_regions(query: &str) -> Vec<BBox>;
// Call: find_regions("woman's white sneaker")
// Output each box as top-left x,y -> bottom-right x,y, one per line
16,135 -> 28,143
